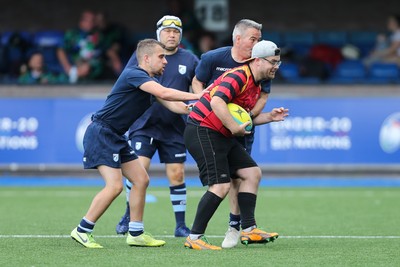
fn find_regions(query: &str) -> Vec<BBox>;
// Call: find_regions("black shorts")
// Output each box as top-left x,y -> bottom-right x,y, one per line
235,127 -> 255,155
184,124 -> 257,186
82,120 -> 138,169
130,135 -> 186,164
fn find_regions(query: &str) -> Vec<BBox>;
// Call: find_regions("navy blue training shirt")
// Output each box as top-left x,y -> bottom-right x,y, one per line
195,46 -> 271,93
127,48 -> 199,142
93,65 -> 156,134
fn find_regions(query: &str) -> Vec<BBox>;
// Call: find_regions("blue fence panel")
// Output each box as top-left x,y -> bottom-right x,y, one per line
0,97 -> 399,165
252,98 -> 400,163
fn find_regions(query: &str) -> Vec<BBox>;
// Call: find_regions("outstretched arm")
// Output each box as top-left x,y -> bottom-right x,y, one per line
140,81 -> 203,101
252,107 -> 289,125
156,98 -> 192,115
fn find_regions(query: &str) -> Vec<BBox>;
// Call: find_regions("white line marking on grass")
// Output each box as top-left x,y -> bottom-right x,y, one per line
1,235 -> 399,239
280,236 -> 400,239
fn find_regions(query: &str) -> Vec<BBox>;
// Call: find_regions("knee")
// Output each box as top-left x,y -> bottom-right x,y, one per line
108,183 -> 124,197
167,166 -> 185,184
250,167 -> 262,184
136,173 -> 150,188
241,167 -> 262,184
210,182 -> 231,198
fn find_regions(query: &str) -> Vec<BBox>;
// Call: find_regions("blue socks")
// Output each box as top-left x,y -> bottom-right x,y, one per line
170,183 -> 187,227
229,213 -> 241,231
77,217 -> 95,233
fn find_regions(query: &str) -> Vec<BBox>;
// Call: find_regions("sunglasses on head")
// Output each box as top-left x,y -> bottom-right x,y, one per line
158,19 -> 182,28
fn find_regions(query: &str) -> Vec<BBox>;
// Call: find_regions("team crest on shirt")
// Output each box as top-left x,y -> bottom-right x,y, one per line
113,154 -> 119,162
135,142 -> 142,150
178,65 -> 187,75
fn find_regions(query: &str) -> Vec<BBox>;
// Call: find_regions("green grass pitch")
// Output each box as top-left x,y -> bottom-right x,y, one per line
0,186 -> 399,266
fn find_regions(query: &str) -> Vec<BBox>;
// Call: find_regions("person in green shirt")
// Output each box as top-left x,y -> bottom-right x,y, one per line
18,51 -> 67,84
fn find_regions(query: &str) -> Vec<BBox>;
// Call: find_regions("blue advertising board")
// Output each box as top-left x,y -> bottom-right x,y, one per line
253,98 -> 400,164
0,97 -> 399,165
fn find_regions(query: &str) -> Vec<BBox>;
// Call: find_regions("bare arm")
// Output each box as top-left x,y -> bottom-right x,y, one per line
157,98 -> 191,115
210,96 -> 250,136
372,39 -> 400,57
140,80 -> 202,101
191,76 -> 205,94
252,107 -> 289,125
56,48 -> 72,74
250,92 -> 269,117
382,39 -> 400,56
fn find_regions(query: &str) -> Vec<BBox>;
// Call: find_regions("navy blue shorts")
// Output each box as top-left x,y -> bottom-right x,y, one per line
184,124 -> 257,186
83,120 -> 138,169
130,135 -> 186,164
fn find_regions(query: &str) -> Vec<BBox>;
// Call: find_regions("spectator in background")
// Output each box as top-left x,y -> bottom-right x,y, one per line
298,44 -> 343,81
56,10 -> 106,83
18,51 -> 68,84
195,30 -> 218,57
95,11 -> 125,79
363,14 -> 400,67
165,0 -> 204,52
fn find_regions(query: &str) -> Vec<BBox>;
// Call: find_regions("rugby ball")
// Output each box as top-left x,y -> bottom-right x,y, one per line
227,103 -> 253,131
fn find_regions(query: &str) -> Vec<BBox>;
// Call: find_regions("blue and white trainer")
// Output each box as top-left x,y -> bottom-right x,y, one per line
174,225 -> 191,237
116,213 -> 130,235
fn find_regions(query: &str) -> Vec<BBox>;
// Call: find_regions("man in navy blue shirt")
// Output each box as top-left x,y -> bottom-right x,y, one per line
192,19 -> 272,249
70,39 -> 202,249
115,15 -> 199,237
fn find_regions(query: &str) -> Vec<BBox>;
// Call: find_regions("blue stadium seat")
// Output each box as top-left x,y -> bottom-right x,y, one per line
279,62 -> 300,79
1,31 -> 32,46
32,30 -> 65,73
282,32 -> 315,56
0,31 -> 32,77
33,30 -> 64,47
329,59 -> 366,83
348,31 -> 379,57
262,31 -> 282,46
366,63 -> 400,83
278,62 -> 320,84
315,31 -> 348,48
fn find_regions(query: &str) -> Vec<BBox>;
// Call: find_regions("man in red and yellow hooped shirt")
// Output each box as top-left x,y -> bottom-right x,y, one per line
183,40 -> 289,250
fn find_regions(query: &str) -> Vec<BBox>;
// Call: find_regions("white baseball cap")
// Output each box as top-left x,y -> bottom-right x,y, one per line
156,15 -> 183,42
250,40 -> 281,59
